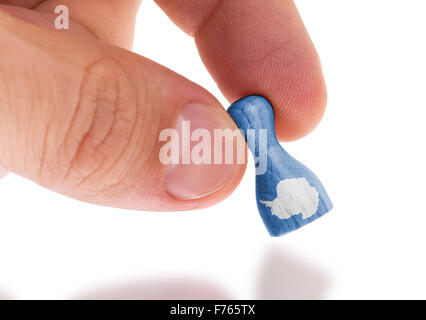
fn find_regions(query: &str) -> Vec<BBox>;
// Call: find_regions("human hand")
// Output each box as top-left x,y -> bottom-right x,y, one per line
0,0 -> 326,211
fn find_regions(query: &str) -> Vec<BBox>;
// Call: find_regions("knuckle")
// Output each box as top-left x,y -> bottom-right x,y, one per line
58,57 -> 142,193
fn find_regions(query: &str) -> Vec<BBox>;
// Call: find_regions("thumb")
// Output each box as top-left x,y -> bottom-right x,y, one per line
0,11 -> 245,211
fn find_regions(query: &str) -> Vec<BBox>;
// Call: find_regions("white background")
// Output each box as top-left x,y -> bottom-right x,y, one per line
1,0 -> 426,299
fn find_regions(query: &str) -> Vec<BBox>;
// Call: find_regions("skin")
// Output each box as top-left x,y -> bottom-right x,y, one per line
0,0 -> 327,211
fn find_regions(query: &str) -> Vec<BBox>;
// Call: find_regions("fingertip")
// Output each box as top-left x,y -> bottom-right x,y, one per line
271,64 -> 328,141
206,45 -> 328,142
192,0 -> 327,141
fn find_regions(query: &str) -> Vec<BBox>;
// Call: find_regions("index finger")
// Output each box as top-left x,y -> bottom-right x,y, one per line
155,0 -> 327,141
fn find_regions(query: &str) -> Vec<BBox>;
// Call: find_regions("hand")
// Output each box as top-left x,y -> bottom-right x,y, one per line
0,0 -> 326,211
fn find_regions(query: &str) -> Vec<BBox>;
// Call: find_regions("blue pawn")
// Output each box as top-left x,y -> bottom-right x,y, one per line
227,95 -> 333,236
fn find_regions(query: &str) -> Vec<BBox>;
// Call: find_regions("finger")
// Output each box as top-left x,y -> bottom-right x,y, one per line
0,3 -> 99,39
0,11 -> 246,211
1,0 -> 142,49
0,0 -> 41,7
155,0 -> 327,141
36,0 -> 141,49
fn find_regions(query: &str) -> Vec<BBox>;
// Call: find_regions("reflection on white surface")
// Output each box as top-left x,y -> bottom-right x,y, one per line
75,279 -> 231,300
256,247 -> 331,300
0,167 -> 8,179
71,246 -> 330,300
0,292 -> 12,300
